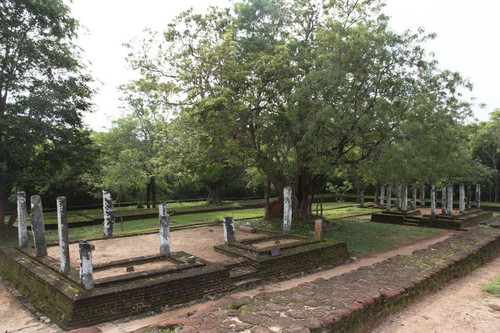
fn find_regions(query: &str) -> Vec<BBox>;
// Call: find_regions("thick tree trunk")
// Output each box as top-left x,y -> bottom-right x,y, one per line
494,170 -> 499,203
294,168 -> 311,219
374,183 -> 380,207
0,188 -> 13,231
207,181 -> 221,205
265,177 -> 271,220
146,181 -> 152,209
151,177 -> 156,208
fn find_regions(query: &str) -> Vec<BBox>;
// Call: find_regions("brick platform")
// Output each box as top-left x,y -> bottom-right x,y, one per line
151,225 -> 500,333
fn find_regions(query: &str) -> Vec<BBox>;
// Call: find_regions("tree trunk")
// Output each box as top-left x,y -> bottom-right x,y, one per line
374,182 -> 380,207
146,181 -> 152,209
207,181 -> 221,205
0,188 -> 13,231
265,176 -> 271,220
151,177 -> 156,208
294,168 -> 311,219
494,170 -> 499,203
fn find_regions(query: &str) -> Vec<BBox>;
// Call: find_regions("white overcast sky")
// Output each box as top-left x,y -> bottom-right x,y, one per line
67,0 -> 500,131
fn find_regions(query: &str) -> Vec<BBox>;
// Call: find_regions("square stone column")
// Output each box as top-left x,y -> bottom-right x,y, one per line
467,185 -> 472,211
223,216 -> 236,244
386,186 -> 392,212
379,186 -> 385,207
447,184 -> 453,216
31,195 -> 47,257
430,189 -> 437,219
401,184 -> 408,212
159,203 -> 170,255
459,183 -> 465,213
102,189 -> 115,238
283,186 -> 292,234
476,184 -> 481,209
79,241 -> 94,291
315,219 -> 323,241
17,192 -> 28,248
441,187 -> 447,214
411,188 -> 417,211
57,196 -> 70,273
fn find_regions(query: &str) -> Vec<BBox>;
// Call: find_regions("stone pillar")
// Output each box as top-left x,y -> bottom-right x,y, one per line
476,184 -> 481,209
447,184 -> 453,216
223,217 -> 236,244
401,184 -> 408,212
359,189 -> 364,207
79,241 -> 93,291
430,189 -> 437,218
459,183 -> 465,213
379,186 -> 385,207
442,187 -> 447,214
396,184 -> 402,210
31,195 -> 47,257
159,203 -> 170,255
386,186 -> 392,212
17,192 -> 28,248
315,219 -> 323,241
410,188 -> 416,210
102,189 -> 115,238
57,197 -> 70,273
467,185 -> 472,211
283,186 -> 292,234
420,185 -> 425,208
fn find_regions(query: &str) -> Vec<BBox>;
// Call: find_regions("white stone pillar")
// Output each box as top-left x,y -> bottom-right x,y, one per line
402,184 -> 408,212
79,241 -> 93,291
17,192 -> 28,248
420,185 -> 425,208
447,184 -> 453,216
102,189 -> 115,238
283,186 -> 292,234
380,186 -> 385,207
57,196 -> 70,273
411,188 -> 417,211
467,185 -> 472,211
159,203 -> 170,255
359,189 -> 364,207
31,195 -> 47,257
442,187 -> 447,214
476,184 -> 481,209
386,186 -> 392,212
459,183 -> 465,213
223,216 -> 236,244
430,189 -> 437,218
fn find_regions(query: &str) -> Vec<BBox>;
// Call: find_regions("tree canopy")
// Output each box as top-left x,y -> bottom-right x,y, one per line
125,0 -> 473,218
0,0 -> 94,229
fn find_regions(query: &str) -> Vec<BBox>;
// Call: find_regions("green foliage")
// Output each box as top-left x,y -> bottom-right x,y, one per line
125,0 -> 473,218
0,0 -> 94,228
482,275 -> 500,296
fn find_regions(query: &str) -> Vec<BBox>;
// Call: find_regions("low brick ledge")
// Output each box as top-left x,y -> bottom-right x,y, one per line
150,225 -> 500,333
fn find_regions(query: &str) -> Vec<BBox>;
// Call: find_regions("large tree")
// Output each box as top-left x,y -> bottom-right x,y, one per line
0,0 -> 93,230
126,0 -> 472,218
470,110 -> 500,202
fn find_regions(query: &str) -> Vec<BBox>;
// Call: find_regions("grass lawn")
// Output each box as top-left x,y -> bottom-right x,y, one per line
1,203 -> 442,256
483,275 -> 500,296
247,216 -> 442,255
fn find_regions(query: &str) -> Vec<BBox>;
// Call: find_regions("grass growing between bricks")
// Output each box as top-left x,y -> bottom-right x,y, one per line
483,275 -> 500,296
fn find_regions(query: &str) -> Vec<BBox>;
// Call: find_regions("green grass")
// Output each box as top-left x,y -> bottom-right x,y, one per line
249,216 -> 442,255
1,203 -> 442,256
483,275 -> 500,296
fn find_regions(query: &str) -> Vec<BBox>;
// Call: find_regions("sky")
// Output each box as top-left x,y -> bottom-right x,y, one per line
68,0 -> 500,131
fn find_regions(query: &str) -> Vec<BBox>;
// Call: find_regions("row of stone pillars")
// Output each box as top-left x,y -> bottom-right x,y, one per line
374,184 -> 481,217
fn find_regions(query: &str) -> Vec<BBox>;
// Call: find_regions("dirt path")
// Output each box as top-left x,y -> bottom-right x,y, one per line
2,230 -> 499,333
370,255 -> 500,333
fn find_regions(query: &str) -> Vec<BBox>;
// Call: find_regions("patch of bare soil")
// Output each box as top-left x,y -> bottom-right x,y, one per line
46,226 -> 270,266
370,255 -> 500,333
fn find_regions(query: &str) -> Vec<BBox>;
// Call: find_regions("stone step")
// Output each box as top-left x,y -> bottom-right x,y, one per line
229,266 -> 259,280
233,277 -> 262,289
